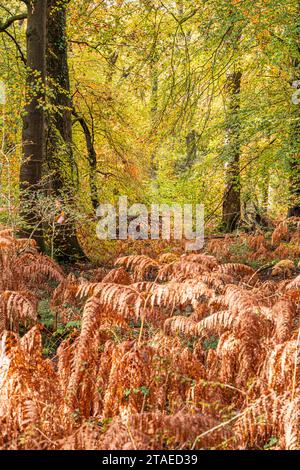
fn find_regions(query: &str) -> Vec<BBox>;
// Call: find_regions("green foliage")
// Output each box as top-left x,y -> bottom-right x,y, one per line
1,0 -> 300,255
203,336 -> 219,351
38,299 -> 54,330
264,437 -> 279,450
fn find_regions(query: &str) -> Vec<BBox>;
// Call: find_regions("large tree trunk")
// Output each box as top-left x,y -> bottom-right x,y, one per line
46,0 -> 75,190
222,67 -> 242,232
20,0 -> 47,248
287,1 -> 300,216
46,0 -> 85,261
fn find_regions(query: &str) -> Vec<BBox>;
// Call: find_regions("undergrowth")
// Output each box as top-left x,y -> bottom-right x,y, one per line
0,220 -> 300,449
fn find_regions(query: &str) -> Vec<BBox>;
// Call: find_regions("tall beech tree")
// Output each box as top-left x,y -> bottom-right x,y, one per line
46,0 -> 85,260
287,1 -> 300,217
221,12 -> 243,232
20,0 -> 47,247
46,0 -> 75,192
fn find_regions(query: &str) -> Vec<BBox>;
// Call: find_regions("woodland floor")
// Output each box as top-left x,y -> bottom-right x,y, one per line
0,219 -> 300,450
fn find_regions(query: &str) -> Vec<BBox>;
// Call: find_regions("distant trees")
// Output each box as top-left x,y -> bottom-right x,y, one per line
2,0 -> 300,255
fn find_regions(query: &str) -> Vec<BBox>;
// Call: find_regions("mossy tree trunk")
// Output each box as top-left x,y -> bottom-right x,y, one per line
287,1 -> 300,216
222,66 -> 242,232
46,0 -> 85,260
20,0 -> 47,249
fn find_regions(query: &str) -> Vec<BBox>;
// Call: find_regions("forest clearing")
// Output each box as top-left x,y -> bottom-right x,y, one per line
1,0 -> 300,454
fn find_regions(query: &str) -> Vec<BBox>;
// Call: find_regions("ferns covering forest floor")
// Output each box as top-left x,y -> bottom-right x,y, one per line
1,219 -> 300,450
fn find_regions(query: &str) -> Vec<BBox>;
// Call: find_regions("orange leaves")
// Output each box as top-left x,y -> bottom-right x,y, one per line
217,263 -> 259,284
102,342 -> 154,418
115,255 -> 159,282
0,291 -> 38,332
273,299 -> 295,343
271,220 -> 289,246
2,222 -> 300,449
102,267 -> 133,285
98,411 -> 232,450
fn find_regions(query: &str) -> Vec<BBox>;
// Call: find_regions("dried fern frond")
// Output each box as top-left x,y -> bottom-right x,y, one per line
0,291 -> 38,332
102,342 -> 154,417
73,281 -> 101,300
195,310 -> 234,335
102,267 -> 133,285
272,300 -> 295,343
158,253 -> 179,264
145,280 -> 213,311
164,316 -> 197,336
224,285 -> 266,317
285,274 -> 300,291
216,264 -> 258,284
261,339 -> 300,394
0,229 -> 14,239
271,220 -> 289,246
15,238 -> 38,252
61,422 -> 102,450
93,284 -> 140,318
0,326 -> 66,449
115,255 -> 159,281
235,391 -> 300,450
158,255 -> 217,282
200,273 -> 234,294
66,290 -> 139,412
182,253 -> 219,270
22,253 -> 64,284
99,411 -> 232,450
281,396 -> 300,450
246,234 -> 266,251
0,233 -> 15,251
207,237 -> 233,258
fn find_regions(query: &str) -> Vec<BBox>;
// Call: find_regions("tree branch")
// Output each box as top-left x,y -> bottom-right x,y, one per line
0,11 -> 27,63
0,12 -> 27,32
3,29 -> 26,64
72,107 -> 98,210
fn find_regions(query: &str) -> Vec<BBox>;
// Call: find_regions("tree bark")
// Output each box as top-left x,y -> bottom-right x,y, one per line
72,108 -> 98,210
150,58 -> 158,181
287,1 -> 300,216
46,0 -> 75,190
46,0 -> 85,261
20,0 -> 47,248
185,130 -> 198,168
222,67 -> 242,232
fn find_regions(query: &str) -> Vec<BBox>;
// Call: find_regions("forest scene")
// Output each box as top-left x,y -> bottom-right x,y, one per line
1,0 -> 300,452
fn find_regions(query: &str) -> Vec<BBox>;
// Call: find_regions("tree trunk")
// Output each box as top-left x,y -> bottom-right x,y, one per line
20,0 -> 47,248
185,130 -> 198,168
222,67 -> 242,232
261,168 -> 270,215
46,0 -> 76,190
287,1 -> 300,216
150,58 -> 158,181
46,0 -> 85,261
72,108 -> 98,210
